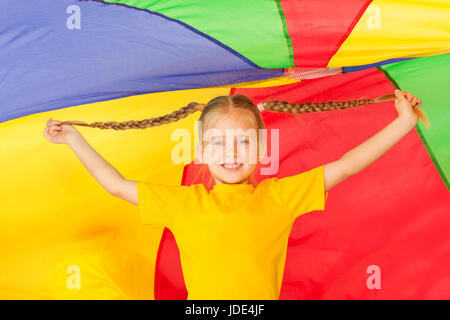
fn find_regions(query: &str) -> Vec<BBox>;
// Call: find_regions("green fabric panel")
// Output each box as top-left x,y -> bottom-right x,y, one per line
273,0 -> 295,67
103,0 -> 294,68
379,54 -> 450,190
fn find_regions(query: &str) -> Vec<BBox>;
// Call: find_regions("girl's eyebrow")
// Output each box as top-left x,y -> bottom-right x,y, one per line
209,134 -> 254,142
210,135 -> 250,139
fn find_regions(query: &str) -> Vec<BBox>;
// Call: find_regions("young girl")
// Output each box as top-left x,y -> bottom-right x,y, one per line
44,89 -> 422,300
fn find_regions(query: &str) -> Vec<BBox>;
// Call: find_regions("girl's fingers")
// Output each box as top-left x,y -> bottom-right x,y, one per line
406,92 -> 413,101
47,118 -> 62,126
398,90 -> 423,107
50,125 -> 61,134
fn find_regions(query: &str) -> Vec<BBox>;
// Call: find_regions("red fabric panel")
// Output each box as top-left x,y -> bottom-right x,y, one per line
279,0 -> 373,67
154,228 -> 187,300
155,68 -> 450,299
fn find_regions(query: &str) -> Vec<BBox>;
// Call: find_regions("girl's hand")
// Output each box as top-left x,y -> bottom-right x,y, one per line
394,89 -> 421,127
44,118 -> 80,144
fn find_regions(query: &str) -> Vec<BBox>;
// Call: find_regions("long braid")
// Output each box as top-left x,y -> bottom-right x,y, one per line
259,94 -> 395,114
61,93 -> 428,129
61,102 -> 205,129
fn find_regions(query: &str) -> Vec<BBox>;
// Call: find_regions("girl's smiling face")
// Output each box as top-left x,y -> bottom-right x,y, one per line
198,109 -> 262,185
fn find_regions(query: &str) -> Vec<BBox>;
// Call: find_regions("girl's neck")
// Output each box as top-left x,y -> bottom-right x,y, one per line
213,176 -> 254,185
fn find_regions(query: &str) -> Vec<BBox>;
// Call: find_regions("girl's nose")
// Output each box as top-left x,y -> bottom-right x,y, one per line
224,139 -> 239,160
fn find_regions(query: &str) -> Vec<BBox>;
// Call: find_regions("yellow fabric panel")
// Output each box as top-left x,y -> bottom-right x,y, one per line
137,166 -> 327,299
0,87 -> 230,299
328,0 -> 450,67
221,76 -> 301,88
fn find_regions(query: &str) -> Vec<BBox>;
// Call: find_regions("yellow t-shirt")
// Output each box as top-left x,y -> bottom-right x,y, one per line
137,165 -> 328,300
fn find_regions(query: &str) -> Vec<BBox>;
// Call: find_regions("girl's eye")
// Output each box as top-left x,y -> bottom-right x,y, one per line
238,138 -> 249,145
211,138 -> 248,146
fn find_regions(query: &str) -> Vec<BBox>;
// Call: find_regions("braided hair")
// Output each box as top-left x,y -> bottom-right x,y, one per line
61,93 -> 422,130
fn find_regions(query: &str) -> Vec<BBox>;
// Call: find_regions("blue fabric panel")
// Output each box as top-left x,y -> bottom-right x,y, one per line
0,0 -> 282,123
343,58 -> 415,73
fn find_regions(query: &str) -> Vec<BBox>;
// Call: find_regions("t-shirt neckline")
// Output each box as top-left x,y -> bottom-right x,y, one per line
211,183 -> 255,192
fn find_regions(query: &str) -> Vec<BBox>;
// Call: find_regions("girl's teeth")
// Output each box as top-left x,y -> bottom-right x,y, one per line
222,163 -> 242,169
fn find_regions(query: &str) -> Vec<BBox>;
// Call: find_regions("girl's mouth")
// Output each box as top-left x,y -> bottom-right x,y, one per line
221,162 -> 243,170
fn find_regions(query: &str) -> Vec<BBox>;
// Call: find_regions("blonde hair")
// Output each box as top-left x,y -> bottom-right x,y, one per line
197,94 -> 264,139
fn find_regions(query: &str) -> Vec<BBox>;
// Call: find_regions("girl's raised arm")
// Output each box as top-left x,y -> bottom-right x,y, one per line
323,90 -> 421,192
44,119 -> 138,205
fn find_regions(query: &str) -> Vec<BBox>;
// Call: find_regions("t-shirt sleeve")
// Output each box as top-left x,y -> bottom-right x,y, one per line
137,181 -> 194,228
272,165 -> 328,220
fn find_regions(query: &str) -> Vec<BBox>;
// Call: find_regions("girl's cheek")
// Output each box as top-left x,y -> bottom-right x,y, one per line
238,145 -> 258,164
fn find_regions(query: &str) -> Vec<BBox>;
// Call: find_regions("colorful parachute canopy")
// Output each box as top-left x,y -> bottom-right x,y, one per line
0,0 -> 449,299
